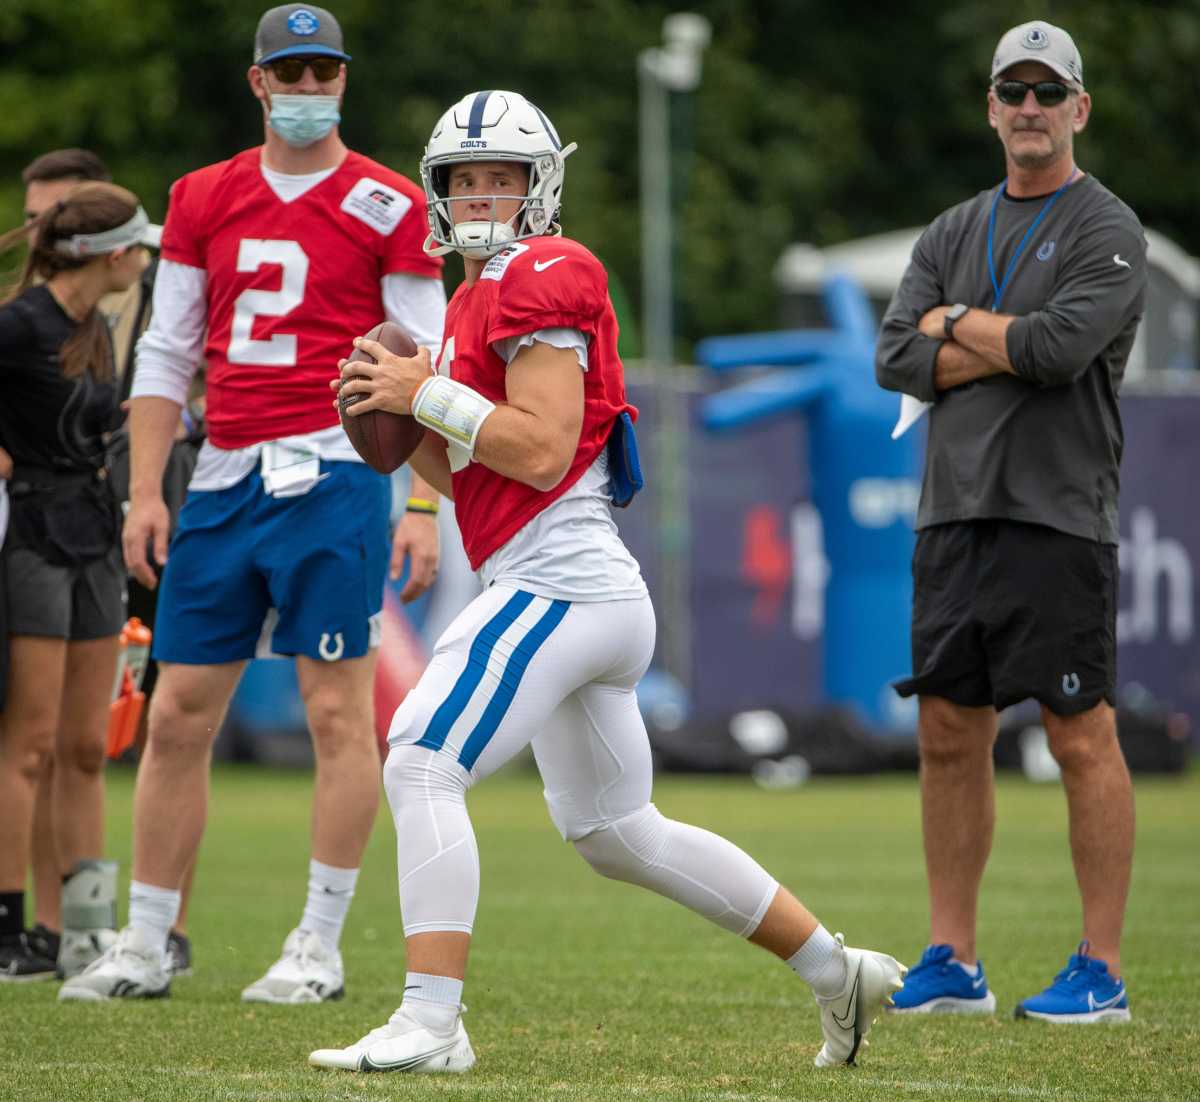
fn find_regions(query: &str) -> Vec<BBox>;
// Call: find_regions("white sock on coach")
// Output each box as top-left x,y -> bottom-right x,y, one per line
787,924 -> 847,997
128,881 -> 181,956
298,859 -> 359,951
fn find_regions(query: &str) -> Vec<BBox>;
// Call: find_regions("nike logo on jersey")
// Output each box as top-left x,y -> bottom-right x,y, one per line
1087,987 -> 1126,1012
533,256 -> 566,272
1113,254 -> 1131,269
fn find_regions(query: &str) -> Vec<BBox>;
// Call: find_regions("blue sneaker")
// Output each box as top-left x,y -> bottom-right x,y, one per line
1015,943 -> 1131,1023
889,944 -> 997,1014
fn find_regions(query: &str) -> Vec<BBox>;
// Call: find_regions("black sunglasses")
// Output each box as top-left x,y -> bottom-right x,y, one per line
265,56 -> 342,83
994,79 -> 1072,107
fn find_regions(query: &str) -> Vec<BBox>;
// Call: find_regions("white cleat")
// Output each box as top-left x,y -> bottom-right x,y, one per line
242,927 -> 344,1004
309,1006 -> 475,1073
813,933 -> 906,1068
58,926 -> 170,1002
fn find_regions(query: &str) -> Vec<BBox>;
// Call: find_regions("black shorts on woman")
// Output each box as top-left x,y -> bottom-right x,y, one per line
895,518 -> 1116,717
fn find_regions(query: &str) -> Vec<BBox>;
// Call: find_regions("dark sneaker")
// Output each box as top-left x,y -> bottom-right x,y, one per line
26,923 -> 61,964
0,933 -> 57,983
166,930 -> 193,978
1015,942 -> 1131,1023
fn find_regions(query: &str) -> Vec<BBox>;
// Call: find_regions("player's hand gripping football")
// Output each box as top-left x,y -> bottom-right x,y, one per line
333,339 -> 433,416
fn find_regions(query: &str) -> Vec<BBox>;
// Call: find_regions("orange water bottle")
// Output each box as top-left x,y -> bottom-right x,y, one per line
107,618 -> 153,759
123,617 -> 152,690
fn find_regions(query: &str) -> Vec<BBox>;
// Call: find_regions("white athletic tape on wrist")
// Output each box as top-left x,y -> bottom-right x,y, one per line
411,374 -> 496,457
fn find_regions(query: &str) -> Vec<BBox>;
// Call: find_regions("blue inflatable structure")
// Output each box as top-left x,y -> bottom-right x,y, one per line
698,274 -> 922,733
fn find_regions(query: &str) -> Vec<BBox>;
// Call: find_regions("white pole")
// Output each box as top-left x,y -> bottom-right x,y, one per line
638,14 -> 711,692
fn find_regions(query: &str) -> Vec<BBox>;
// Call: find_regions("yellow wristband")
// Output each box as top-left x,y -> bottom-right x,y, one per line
406,496 -> 439,515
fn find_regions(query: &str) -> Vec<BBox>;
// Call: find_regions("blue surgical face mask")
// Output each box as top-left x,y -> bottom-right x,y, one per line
267,94 -> 341,147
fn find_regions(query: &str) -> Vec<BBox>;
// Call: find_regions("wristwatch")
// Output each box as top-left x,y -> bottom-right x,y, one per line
944,303 -> 969,338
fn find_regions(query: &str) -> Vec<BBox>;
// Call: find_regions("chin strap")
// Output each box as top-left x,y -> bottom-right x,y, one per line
422,233 -> 454,258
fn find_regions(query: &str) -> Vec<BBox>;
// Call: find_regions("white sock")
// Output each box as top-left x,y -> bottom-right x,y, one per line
128,881 -> 181,955
402,971 -> 463,1033
787,925 -> 846,997
951,957 -> 980,976
299,860 -> 359,950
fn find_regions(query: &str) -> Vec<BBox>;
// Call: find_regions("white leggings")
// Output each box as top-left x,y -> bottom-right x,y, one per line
384,586 -> 778,938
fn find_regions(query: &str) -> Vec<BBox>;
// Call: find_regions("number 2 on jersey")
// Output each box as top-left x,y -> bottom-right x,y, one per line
227,239 -> 309,366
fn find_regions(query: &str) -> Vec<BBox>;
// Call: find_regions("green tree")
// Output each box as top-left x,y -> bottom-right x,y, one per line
1,0 -> 1195,349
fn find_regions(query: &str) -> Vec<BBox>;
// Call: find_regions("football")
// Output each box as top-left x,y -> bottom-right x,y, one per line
338,321 -> 427,474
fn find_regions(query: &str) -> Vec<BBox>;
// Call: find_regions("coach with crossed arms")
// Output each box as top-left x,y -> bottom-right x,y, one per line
876,21 -> 1145,1021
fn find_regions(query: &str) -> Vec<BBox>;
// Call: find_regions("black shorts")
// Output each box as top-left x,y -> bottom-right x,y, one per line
894,520 -> 1117,716
2,544 -> 125,641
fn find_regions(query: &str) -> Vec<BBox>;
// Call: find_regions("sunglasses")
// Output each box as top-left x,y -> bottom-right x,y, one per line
994,79 -> 1072,107
265,56 -> 342,83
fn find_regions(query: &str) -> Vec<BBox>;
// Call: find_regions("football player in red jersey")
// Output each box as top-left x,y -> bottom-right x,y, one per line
61,5 -> 446,1004
309,90 -> 905,1074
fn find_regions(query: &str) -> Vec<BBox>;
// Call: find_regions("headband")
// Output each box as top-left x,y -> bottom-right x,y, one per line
53,206 -> 161,258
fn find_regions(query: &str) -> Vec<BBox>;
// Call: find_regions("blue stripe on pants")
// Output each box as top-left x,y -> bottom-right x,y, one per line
457,598 -> 571,771
415,590 -> 535,754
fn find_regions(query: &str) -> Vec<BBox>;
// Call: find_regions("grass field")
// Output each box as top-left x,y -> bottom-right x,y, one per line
2,763 -> 1197,1101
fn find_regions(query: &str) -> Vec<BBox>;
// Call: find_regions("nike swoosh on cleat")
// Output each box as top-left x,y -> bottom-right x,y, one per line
359,1039 -> 458,1073
533,257 -> 566,272
972,974 -> 987,989
832,966 -> 861,1031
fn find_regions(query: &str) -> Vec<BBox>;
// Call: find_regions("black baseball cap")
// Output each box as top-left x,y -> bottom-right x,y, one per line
254,5 -> 351,65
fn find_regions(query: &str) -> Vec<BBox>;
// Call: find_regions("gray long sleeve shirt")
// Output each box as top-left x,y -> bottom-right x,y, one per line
876,174 -> 1146,545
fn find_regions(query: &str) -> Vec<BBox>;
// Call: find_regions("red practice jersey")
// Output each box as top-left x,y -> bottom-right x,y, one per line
160,148 -> 441,449
441,235 -> 636,569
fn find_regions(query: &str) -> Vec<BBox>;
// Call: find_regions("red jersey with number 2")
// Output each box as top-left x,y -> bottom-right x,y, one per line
159,147 -> 440,449
441,235 -> 636,570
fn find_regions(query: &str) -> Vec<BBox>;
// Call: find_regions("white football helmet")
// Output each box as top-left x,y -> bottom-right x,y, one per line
421,90 -> 577,260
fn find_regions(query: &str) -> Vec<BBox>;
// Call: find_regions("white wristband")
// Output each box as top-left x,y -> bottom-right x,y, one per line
411,374 -> 496,457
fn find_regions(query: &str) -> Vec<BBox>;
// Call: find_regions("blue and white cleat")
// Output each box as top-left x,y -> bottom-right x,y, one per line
1015,943 -> 1131,1023
889,943 -> 997,1014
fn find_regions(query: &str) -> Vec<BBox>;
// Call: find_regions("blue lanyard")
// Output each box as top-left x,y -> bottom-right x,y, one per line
986,169 -> 1077,311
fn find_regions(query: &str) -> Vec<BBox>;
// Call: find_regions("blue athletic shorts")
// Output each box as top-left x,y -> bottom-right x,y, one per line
153,461 -> 390,665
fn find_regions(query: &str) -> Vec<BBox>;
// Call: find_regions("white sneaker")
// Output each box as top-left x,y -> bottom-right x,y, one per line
309,1006 -> 475,1073
241,927 -> 344,1004
813,933 -> 906,1068
58,926 -> 169,1002
57,927 -> 118,979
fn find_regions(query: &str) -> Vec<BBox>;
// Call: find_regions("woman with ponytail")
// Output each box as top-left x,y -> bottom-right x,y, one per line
0,182 -> 154,981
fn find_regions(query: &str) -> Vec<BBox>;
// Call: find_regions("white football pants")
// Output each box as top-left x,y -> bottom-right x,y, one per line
384,585 -> 778,938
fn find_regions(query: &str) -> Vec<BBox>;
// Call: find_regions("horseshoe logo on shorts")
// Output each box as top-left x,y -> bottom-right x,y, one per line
1061,672 -> 1080,696
318,632 -> 345,662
